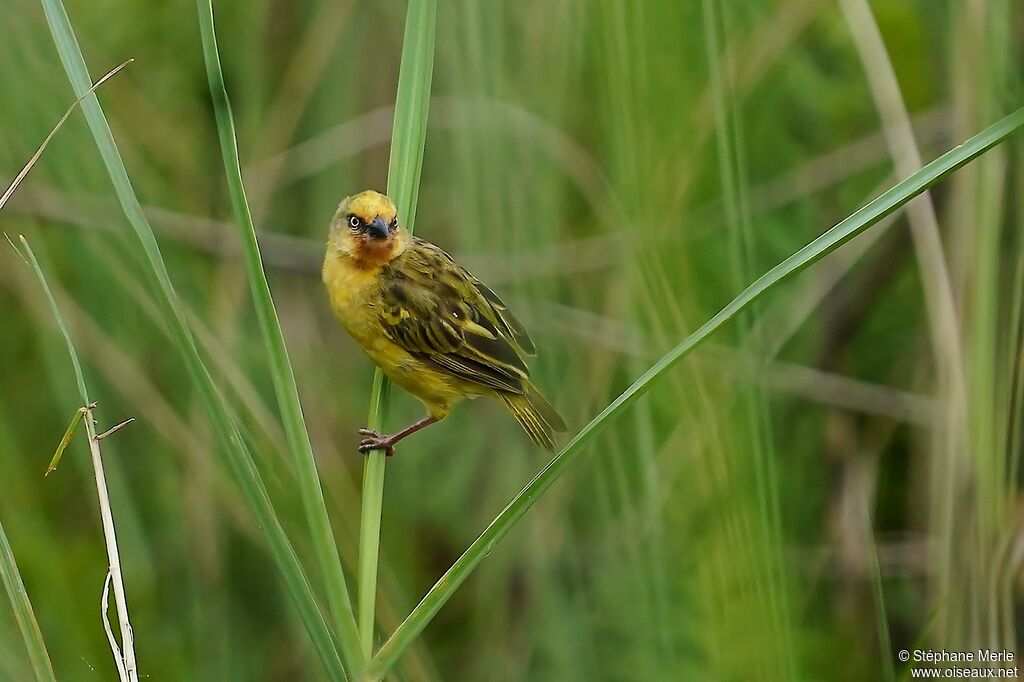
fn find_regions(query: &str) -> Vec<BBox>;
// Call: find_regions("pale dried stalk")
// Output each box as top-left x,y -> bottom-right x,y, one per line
839,0 -> 969,641
84,406 -> 138,682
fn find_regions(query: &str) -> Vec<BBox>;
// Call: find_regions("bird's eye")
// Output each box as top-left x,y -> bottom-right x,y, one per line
390,216 -> 399,229
348,215 -> 361,229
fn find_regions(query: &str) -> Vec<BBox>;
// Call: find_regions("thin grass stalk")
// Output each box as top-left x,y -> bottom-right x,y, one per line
863,498 -> 895,682
704,3 -> 798,675
194,0 -> 362,668
1006,142 -> 1024,539
0,517 -> 55,682
358,0 -> 436,663
16,238 -> 138,681
84,407 -> 134,682
595,5 -> 670,662
967,1 -> 1014,650
0,59 -> 131,212
838,0 -> 970,644
36,1 -> 347,677
362,107 -> 1024,679
702,2 -> 795,677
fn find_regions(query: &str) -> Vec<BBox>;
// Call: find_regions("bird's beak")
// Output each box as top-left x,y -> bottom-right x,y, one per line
368,217 -> 390,240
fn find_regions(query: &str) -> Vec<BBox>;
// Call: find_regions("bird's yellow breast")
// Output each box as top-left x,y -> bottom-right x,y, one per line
322,251 -> 471,414
322,252 -> 380,346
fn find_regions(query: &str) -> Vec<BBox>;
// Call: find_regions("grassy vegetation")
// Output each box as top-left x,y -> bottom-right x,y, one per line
1,0 -> 1023,680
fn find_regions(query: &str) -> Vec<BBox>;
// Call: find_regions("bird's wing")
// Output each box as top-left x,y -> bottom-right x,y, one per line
377,239 -> 532,394
469,277 -> 536,355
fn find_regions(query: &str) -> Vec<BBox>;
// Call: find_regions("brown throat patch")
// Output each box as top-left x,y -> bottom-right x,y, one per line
352,234 -> 397,269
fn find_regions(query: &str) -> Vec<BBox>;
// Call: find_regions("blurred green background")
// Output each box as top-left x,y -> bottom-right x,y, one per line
2,0 -> 1023,679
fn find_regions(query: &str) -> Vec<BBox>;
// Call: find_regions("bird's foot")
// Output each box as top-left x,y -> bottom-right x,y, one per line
358,428 -> 396,457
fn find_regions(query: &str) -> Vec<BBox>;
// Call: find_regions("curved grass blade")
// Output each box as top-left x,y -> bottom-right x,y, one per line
359,0 -> 436,662
0,59 -> 131,212
364,106 -> 1024,678
0,517 -> 56,682
195,0 -> 362,669
37,1 -> 346,678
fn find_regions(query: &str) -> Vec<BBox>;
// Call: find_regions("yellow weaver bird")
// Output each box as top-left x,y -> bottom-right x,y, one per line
322,190 -> 566,456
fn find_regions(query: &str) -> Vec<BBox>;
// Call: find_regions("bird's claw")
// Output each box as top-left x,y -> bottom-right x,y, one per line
357,429 -> 396,457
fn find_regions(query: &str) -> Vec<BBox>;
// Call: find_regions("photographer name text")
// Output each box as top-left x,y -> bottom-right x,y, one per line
913,650 -> 1016,664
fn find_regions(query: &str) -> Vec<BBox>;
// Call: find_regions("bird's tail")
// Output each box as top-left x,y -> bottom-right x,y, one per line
500,382 -> 567,451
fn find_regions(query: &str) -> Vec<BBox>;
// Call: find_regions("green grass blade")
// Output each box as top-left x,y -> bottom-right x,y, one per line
864,503 -> 895,682
37,1 -> 347,678
0,517 -> 56,682
17,237 -> 90,405
194,0 -> 362,669
359,0 -> 436,662
44,406 -> 87,476
385,0 -> 436,219
364,107 -> 1024,678
358,373 -> 389,661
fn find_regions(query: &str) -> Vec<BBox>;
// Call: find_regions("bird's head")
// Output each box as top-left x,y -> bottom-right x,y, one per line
327,190 -> 409,268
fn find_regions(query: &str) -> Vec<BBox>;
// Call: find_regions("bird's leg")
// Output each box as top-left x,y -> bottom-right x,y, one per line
358,415 -> 438,457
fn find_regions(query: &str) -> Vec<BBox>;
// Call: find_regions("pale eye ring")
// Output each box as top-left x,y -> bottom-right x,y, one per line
390,216 -> 399,229
348,215 -> 361,229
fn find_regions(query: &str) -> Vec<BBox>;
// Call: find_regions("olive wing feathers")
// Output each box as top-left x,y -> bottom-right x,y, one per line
378,239 -> 535,394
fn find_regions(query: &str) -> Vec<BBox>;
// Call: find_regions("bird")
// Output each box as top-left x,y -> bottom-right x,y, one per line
322,189 -> 566,456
